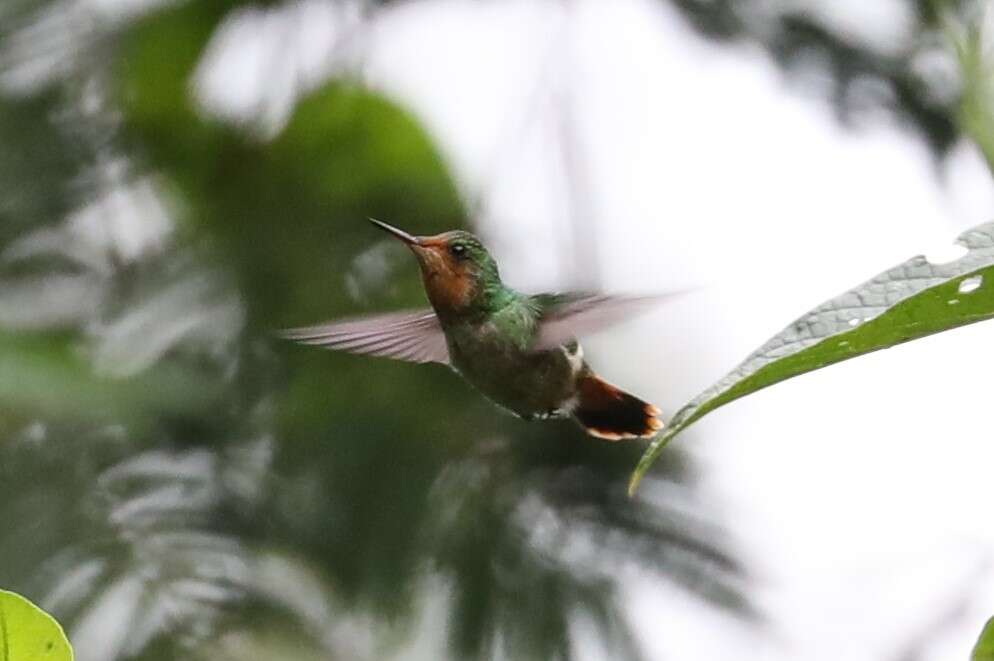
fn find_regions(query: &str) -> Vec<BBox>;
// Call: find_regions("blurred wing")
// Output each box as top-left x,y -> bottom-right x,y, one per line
533,292 -> 682,350
280,309 -> 450,365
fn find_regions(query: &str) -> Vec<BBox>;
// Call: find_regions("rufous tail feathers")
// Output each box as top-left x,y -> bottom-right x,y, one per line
573,373 -> 664,441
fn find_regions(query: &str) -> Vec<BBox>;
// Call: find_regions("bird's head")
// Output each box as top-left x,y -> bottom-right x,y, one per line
370,219 -> 501,316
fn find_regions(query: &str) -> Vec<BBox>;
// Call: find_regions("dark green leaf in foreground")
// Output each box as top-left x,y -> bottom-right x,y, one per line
0,590 -> 73,661
973,617 -> 994,661
630,222 -> 994,495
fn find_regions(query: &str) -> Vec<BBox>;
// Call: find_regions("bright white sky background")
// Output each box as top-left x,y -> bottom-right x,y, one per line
193,0 -> 994,659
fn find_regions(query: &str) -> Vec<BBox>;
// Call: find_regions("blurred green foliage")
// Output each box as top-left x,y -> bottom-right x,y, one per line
668,0 -> 970,156
0,1 -> 747,660
5,0 -> 990,657
950,8 -> 994,172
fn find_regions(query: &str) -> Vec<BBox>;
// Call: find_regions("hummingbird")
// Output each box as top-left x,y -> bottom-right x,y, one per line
281,219 -> 667,440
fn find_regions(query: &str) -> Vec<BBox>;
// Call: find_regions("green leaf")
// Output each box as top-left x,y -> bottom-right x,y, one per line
974,617 -> 994,661
0,590 -> 73,661
630,221 -> 994,496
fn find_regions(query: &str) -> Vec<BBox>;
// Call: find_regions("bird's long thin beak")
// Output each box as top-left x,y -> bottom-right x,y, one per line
368,218 -> 421,246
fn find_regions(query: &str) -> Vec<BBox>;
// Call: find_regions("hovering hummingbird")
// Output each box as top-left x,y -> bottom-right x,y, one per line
282,219 -> 667,440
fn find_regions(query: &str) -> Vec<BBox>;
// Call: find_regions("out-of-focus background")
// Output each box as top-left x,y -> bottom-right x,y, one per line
1,1 -> 993,659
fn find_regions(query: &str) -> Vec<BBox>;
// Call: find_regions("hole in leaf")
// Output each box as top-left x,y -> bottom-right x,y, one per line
959,275 -> 983,294
948,299 -> 960,305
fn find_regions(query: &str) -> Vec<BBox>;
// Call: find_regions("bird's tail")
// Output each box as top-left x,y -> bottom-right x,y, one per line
573,373 -> 664,441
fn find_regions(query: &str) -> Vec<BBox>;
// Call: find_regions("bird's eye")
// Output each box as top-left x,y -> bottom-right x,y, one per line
450,243 -> 467,259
